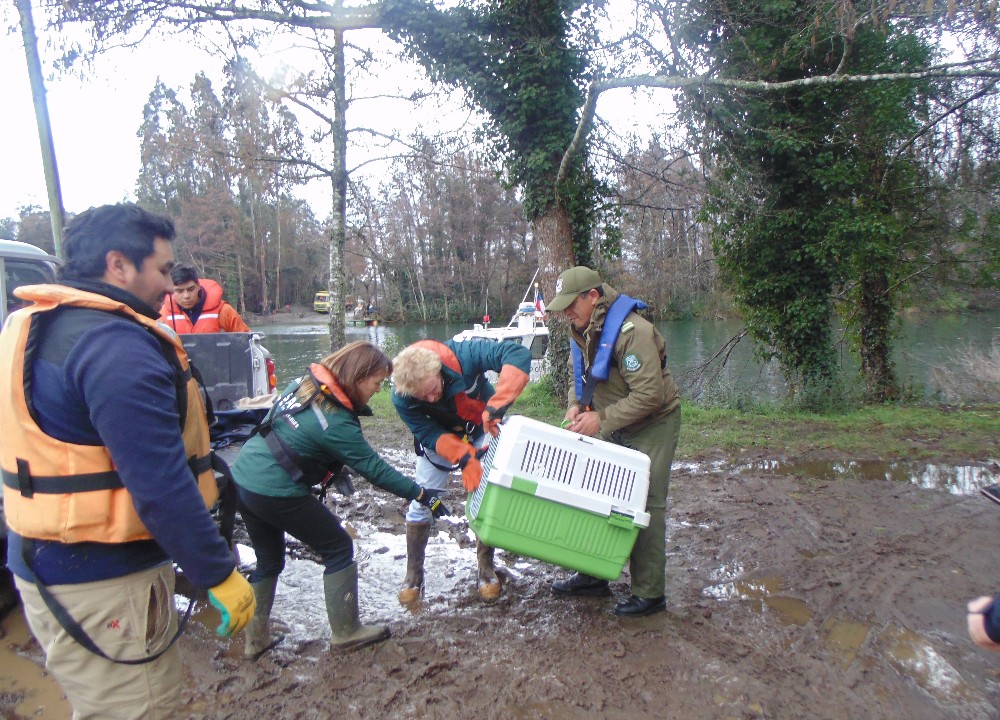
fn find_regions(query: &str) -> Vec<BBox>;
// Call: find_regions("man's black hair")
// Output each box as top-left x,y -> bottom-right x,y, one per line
59,203 -> 175,281
170,264 -> 200,286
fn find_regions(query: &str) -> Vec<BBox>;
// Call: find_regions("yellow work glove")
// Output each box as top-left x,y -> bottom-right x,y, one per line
208,569 -> 256,638
435,434 -> 483,492
482,365 -> 530,437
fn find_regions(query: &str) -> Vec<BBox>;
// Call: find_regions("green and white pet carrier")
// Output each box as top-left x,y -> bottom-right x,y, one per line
466,415 -> 651,580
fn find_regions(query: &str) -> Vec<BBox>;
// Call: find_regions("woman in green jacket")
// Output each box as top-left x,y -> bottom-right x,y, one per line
233,341 -> 447,659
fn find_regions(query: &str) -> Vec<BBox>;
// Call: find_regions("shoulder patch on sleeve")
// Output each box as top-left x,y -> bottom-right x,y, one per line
623,353 -> 641,372
621,321 -> 634,333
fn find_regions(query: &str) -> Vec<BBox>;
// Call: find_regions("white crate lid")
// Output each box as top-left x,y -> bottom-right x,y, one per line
478,415 -> 651,526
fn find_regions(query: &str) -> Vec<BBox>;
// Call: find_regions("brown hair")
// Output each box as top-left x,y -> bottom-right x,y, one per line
295,341 -> 392,410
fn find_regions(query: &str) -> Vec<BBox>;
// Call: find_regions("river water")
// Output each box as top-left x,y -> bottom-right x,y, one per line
255,310 -> 998,402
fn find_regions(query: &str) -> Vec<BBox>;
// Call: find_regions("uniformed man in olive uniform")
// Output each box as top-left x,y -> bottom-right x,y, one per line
546,266 -> 681,617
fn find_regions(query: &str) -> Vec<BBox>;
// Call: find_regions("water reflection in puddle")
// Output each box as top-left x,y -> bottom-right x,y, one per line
702,569 -> 991,710
878,624 -> 981,706
702,575 -> 812,627
819,616 -> 871,669
735,459 -> 997,495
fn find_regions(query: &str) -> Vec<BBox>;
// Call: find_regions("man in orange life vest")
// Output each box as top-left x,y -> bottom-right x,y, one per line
159,264 -> 250,333
0,204 -> 254,718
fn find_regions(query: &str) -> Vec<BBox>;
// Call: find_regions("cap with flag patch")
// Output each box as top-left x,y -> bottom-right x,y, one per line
547,266 -> 603,312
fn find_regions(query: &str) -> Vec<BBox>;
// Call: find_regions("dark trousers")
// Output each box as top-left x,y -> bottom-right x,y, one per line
236,485 -> 354,582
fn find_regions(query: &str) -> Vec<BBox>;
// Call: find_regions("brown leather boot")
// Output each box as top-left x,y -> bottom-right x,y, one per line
476,539 -> 502,600
398,522 -> 430,604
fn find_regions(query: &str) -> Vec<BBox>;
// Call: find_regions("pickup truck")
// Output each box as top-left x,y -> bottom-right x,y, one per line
179,331 -> 277,411
0,239 -> 62,320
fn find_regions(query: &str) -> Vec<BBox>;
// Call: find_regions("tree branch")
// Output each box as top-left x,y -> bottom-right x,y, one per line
559,59 -> 1000,187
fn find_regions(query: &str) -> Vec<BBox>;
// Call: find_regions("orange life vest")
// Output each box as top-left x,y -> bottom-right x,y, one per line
410,339 -> 485,428
0,284 -> 217,544
159,278 -> 226,333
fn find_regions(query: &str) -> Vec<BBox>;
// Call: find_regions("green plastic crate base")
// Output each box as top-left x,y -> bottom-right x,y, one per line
468,477 -> 642,581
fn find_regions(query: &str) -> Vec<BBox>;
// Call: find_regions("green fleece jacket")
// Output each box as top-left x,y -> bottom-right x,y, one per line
232,379 -> 422,500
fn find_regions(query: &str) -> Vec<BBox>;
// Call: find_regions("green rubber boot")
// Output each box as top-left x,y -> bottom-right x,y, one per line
243,577 -> 284,661
324,563 -> 390,652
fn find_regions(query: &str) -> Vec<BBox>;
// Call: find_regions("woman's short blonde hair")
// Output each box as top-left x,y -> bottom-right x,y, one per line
392,345 -> 443,397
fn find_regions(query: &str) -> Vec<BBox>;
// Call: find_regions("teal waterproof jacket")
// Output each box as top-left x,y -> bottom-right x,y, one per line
391,338 -> 532,451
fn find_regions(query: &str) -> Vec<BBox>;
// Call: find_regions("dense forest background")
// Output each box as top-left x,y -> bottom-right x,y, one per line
3,0 -> 999,406
1,57 -> 712,325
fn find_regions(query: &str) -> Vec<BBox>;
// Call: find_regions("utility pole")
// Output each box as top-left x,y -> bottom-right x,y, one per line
16,0 -> 65,258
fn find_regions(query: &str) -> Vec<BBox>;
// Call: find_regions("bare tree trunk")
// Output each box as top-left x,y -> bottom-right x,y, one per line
16,0 -> 65,257
254,195 -> 270,315
413,251 -> 428,323
532,204 -> 575,402
246,192 -> 261,312
326,29 -> 348,352
274,201 -> 282,310
236,249 -> 246,315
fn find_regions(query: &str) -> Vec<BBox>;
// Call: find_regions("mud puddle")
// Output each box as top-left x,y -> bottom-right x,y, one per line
736,458 -> 998,494
4,453 -> 1000,719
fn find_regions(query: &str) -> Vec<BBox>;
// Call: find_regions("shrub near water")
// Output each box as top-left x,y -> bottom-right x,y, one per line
933,344 -> 1000,403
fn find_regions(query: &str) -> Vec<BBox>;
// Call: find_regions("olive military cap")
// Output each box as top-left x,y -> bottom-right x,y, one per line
546,266 -> 603,312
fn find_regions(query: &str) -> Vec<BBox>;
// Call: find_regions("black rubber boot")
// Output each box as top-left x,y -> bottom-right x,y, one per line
551,572 -> 611,597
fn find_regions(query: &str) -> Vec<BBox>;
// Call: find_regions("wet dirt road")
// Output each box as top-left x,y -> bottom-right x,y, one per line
4,450 -> 1000,719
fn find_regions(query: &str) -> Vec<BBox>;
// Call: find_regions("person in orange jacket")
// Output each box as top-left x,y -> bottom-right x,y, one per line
160,265 -> 251,333
1,204 -> 254,718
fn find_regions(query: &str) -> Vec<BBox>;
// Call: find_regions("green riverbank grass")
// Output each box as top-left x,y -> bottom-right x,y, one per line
368,388 -> 999,464
678,404 -> 1000,462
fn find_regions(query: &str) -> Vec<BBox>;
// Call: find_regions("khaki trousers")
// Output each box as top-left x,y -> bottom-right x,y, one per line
15,563 -> 182,720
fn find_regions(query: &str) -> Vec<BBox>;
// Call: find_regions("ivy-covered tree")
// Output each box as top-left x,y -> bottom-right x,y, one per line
672,1 -> 937,402
380,0 -> 610,396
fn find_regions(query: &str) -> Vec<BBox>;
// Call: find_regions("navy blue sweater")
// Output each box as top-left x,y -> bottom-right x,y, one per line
985,598 -> 1000,643
6,282 -> 234,590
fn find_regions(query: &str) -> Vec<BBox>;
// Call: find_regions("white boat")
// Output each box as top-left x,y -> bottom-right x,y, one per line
452,300 -> 549,361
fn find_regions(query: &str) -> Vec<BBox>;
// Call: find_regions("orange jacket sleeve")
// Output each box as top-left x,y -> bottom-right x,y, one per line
219,303 -> 251,333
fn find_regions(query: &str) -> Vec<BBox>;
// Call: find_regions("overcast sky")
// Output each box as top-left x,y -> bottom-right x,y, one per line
1,29 -> 212,220
1,10 -> 664,224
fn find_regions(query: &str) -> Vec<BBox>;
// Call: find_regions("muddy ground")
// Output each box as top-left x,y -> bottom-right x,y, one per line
4,432 -> 1000,719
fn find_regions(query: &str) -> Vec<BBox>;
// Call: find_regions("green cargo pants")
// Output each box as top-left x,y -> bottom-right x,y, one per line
607,405 -> 681,599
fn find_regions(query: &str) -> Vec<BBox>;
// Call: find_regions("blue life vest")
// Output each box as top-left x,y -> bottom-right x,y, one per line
572,294 -> 648,400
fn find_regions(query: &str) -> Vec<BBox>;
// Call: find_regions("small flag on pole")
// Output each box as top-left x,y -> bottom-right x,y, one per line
534,283 -> 546,317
